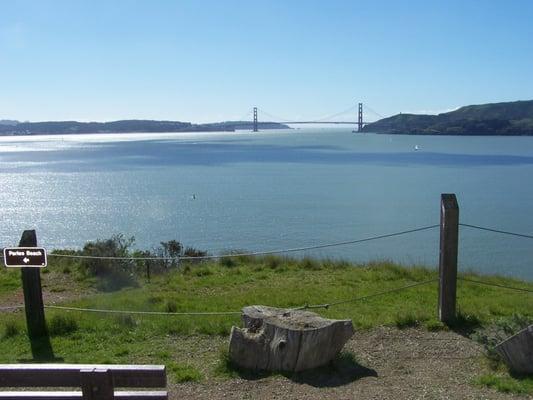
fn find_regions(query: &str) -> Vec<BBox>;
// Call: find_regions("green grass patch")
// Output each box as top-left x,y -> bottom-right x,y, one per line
167,361 -> 203,383
1,251 -> 532,383
476,373 -> 533,395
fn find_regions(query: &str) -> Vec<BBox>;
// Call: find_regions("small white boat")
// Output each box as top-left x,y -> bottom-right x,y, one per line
414,145 -> 420,151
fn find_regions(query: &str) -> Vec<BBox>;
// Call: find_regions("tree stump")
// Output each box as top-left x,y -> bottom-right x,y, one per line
229,305 -> 354,372
494,324 -> 533,374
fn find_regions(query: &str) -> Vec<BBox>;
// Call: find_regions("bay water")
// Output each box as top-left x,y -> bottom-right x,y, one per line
1,128 -> 532,280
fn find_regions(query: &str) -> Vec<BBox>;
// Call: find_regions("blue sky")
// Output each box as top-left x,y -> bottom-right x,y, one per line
1,0 -> 532,123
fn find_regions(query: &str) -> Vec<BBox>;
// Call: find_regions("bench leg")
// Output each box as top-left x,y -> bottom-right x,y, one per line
80,369 -> 114,400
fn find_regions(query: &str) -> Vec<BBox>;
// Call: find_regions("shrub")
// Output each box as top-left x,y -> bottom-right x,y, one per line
395,312 -> 421,329
301,257 -> 320,270
115,314 -> 137,329
79,234 -> 138,291
3,321 -> 20,338
49,314 -> 78,336
264,255 -> 280,269
165,301 -> 178,313
219,257 -> 236,268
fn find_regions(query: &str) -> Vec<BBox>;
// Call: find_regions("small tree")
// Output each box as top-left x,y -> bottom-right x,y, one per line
79,234 -> 137,291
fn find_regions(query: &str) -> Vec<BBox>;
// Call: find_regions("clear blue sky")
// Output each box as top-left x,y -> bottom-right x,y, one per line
1,0 -> 532,123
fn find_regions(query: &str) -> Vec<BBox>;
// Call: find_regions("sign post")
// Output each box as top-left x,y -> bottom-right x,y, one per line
17,231 -> 48,338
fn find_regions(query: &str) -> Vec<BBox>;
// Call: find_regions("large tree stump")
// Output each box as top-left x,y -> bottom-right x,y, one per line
229,305 -> 354,372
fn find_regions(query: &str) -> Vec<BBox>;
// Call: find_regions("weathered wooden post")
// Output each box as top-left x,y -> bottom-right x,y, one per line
438,194 -> 459,324
19,230 -> 48,338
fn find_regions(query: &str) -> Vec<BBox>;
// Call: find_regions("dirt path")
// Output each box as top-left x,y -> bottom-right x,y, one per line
170,327 -> 527,400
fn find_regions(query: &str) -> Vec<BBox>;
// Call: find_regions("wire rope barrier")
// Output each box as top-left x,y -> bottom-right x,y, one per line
457,278 -> 533,294
459,223 -> 533,240
34,279 -> 440,317
44,224 -> 440,262
293,279 -> 439,310
44,305 -> 242,316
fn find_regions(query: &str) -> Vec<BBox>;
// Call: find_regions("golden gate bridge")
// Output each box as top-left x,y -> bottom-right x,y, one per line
244,102 -> 385,132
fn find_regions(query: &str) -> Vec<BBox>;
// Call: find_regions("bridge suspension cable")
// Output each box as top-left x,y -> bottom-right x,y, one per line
254,103 -> 384,125
255,108 -> 294,123
364,105 -> 385,120
311,104 -> 358,122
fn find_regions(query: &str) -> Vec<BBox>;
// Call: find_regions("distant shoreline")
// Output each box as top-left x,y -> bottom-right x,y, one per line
362,99 -> 533,136
0,119 -> 290,136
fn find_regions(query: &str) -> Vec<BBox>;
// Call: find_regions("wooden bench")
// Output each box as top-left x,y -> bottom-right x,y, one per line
0,364 -> 167,400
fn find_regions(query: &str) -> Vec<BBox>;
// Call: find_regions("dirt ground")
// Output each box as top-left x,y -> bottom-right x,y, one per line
170,327 -> 529,400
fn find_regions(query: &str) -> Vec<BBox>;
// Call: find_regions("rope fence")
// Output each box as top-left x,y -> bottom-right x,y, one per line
459,223 -> 533,240
43,224 -> 441,261
2,223 -> 532,264
293,278 -> 439,310
458,278 -> 533,293
1,213 -> 532,321
39,279 -> 440,316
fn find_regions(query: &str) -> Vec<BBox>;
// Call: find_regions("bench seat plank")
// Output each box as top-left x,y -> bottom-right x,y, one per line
0,365 -> 166,388
0,391 -> 168,400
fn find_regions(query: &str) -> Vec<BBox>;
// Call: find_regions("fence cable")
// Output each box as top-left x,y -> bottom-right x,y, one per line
41,279 -> 440,316
458,278 -> 533,294
44,305 -> 242,316
459,223 -> 533,240
0,305 -> 24,312
293,279 -> 439,310
45,224 -> 440,262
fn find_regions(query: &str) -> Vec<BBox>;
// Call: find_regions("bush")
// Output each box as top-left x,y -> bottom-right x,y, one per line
115,314 -> 137,329
3,321 -> 20,338
79,234 -> 138,291
219,257 -> 236,268
165,301 -> 178,313
264,255 -> 281,269
49,314 -> 78,336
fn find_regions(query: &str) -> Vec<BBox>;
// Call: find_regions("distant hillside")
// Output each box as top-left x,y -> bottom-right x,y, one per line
0,119 -> 19,126
362,100 -> 533,135
0,119 -> 289,135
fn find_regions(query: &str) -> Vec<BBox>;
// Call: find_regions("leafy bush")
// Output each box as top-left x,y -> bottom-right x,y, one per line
165,300 -> 178,313
49,314 -> 78,336
2,321 -> 20,338
79,234 -> 138,291
219,257 -> 236,268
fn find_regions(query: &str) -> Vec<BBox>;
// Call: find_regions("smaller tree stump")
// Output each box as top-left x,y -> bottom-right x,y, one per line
229,305 -> 354,372
494,324 -> 533,374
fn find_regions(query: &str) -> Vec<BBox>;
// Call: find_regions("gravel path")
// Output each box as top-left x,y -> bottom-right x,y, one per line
170,327 -> 528,400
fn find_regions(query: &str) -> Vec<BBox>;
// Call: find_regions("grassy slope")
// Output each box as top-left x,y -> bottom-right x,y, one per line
1,255 -> 532,389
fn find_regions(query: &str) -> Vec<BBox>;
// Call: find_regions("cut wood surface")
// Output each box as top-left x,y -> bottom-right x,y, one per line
229,305 -> 354,372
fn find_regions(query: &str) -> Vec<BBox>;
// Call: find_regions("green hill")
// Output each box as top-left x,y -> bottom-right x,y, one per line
0,119 -> 289,135
362,100 -> 533,135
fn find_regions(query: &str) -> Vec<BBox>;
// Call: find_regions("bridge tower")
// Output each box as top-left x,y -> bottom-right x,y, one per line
253,107 -> 258,132
358,103 -> 363,132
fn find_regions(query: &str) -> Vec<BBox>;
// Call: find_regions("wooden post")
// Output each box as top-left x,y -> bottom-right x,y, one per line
19,230 -> 48,338
146,260 -> 151,282
438,194 -> 459,324
80,369 -> 114,400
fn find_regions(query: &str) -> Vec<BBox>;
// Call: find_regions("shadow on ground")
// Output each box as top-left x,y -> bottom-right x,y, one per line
228,352 -> 377,388
17,335 -> 63,363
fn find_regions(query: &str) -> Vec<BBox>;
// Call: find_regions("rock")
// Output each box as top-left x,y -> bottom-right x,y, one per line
494,324 -> 533,374
229,305 -> 354,372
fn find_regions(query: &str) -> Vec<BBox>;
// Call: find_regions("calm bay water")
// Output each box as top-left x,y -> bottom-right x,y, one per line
1,128 -> 533,280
